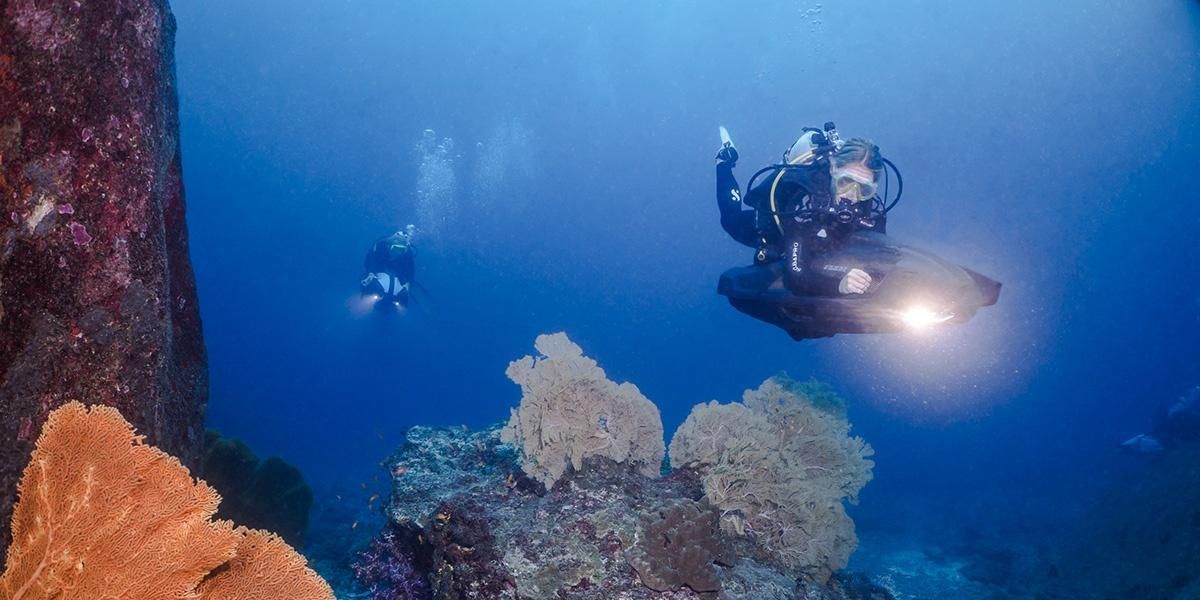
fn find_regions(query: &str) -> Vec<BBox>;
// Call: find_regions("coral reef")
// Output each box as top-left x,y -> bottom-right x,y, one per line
386,425 -> 524,527
427,498 -> 514,599
352,523 -> 430,600
418,449 -> 708,600
304,483 -> 394,595
670,377 -> 874,582
501,332 -> 665,488
200,430 -> 314,546
625,499 -> 734,598
0,402 -> 332,599
0,0 -> 207,555
359,336 -> 882,599
377,422 -> 887,600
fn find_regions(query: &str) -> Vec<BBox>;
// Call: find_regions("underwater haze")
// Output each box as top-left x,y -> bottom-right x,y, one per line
172,0 -> 1199,596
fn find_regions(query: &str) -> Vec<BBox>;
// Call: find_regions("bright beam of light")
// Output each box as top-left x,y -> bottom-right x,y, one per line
347,293 -> 381,317
901,305 -> 953,330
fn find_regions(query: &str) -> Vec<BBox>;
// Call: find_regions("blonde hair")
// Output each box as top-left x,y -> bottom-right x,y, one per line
833,138 -> 883,171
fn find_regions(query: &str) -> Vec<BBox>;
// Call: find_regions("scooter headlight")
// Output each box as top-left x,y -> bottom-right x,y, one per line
900,305 -> 954,330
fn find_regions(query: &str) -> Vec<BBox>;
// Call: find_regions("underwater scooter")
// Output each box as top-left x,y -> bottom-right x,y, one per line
715,125 -> 1001,340
360,272 -> 411,313
718,231 -> 1001,340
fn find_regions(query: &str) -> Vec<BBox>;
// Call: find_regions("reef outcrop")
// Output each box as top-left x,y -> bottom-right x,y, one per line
367,426 -> 888,600
0,0 -> 206,555
357,334 -> 888,600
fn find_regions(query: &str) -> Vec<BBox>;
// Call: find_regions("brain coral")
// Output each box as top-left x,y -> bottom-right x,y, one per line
502,332 -> 665,488
669,377 -> 874,583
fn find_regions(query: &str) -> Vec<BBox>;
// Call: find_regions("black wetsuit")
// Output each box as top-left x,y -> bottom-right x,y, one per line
364,235 -> 415,298
716,157 -> 884,296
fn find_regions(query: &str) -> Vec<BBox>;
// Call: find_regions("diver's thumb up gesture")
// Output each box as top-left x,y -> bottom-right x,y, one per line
839,268 -> 872,294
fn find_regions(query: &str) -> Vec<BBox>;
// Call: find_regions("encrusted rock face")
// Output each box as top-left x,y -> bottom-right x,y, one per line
0,0 -> 207,555
377,425 -> 893,600
385,425 -> 526,529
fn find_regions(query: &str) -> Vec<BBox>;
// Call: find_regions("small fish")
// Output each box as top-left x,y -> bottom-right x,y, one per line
336,495 -> 342,501
360,482 -> 367,489
352,520 -> 358,529
368,494 -> 379,503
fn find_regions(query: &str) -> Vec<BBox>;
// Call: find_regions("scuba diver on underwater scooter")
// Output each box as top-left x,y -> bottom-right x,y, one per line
714,122 -> 1001,340
361,224 -> 417,312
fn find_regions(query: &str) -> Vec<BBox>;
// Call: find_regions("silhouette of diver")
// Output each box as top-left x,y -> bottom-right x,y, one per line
1121,385 -> 1200,453
361,225 -> 416,312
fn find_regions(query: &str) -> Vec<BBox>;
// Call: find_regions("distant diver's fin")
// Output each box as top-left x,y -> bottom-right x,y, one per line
719,126 -> 735,150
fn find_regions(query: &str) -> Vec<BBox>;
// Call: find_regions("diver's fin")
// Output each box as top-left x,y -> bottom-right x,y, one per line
719,126 -> 735,149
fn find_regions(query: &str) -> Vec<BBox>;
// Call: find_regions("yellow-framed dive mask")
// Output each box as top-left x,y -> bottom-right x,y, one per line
831,163 -> 879,203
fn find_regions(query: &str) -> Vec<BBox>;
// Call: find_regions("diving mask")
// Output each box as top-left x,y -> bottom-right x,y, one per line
831,163 -> 879,202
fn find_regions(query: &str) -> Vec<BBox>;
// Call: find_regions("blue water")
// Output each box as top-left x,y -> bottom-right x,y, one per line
172,0 -> 1199,590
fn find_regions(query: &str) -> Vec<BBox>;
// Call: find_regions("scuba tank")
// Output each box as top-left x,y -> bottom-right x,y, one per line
783,121 -> 840,165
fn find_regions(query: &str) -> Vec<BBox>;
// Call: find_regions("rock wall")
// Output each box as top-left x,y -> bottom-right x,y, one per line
0,0 -> 207,555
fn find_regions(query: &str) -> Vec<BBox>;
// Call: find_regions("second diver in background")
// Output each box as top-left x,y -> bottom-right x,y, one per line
1120,385 -> 1200,454
361,225 -> 416,312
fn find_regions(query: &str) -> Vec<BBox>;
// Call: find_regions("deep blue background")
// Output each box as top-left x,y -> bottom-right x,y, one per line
172,0 -> 1199,544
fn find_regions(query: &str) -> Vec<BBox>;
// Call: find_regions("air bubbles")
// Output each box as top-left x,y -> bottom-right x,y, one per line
471,118 -> 536,211
799,2 -> 824,33
413,129 -> 458,242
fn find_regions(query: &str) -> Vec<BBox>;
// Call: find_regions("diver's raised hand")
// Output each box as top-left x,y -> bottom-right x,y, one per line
838,268 -> 872,294
716,145 -> 739,168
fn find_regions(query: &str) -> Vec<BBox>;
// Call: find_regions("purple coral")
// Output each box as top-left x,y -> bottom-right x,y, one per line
352,525 -> 429,600
69,222 -> 91,245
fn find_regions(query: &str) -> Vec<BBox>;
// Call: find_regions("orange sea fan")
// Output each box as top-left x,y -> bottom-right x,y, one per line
197,528 -> 335,599
0,402 -> 333,600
